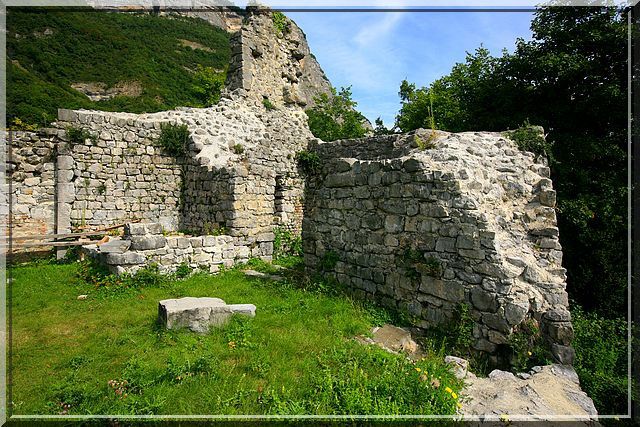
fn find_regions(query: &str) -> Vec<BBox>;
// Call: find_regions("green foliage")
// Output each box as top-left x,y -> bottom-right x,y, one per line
203,222 -> 228,236
96,184 -> 106,195
414,134 -> 437,150
319,250 -> 339,272
401,249 -> 442,280
232,144 -> 244,155
174,262 -> 192,280
424,303 -> 474,360
295,150 -> 321,175
157,123 -> 190,157
7,9 -> 230,126
192,65 -> 225,107
503,121 -> 553,159
395,6 -> 627,318
271,11 -> 291,37
571,305 -> 630,415
273,226 -> 302,259
306,87 -> 368,142
505,318 -> 551,373
66,126 -> 96,146
373,117 -> 392,135
262,97 -> 276,111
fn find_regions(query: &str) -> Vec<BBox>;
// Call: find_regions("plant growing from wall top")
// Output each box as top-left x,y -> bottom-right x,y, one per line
503,120 -> 553,159
272,11 -> 291,37
157,123 -> 190,157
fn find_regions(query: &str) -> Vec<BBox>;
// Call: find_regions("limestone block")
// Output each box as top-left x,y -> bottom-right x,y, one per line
158,297 -> 255,333
98,239 -> 131,254
130,235 -> 167,251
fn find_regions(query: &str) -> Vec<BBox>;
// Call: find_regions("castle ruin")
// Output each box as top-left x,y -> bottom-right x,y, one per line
7,8 -> 574,365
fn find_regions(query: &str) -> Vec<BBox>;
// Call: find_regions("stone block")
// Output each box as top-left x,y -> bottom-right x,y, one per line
104,252 -> 145,265
130,235 -> 167,251
98,239 -> 131,254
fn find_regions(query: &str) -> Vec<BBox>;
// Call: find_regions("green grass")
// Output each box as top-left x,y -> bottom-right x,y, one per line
9,258 -> 463,416
7,8 -> 231,127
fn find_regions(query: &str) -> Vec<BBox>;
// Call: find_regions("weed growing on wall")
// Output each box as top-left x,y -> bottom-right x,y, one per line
271,12 -> 291,37
157,123 -> 190,157
273,226 -> 302,259
319,250 -> 339,272
262,97 -> 277,111
503,121 -> 552,159
66,126 -> 96,147
505,318 -> 551,373
295,151 -> 321,175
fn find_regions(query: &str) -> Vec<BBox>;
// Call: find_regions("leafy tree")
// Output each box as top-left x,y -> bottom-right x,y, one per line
395,6 -> 628,318
373,117 -> 393,135
306,87 -> 368,141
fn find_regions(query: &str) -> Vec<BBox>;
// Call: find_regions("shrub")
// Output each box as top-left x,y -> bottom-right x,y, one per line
262,97 -> 276,111
157,123 -> 190,157
296,151 -> 321,175
192,65 -> 225,107
503,121 -> 553,159
174,262 -> 192,279
571,305 -> 630,415
232,144 -> 244,155
66,126 -> 96,146
505,318 -> 551,373
319,250 -> 339,272
305,87 -> 368,142
415,134 -> 437,150
273,226 -> 302,259
271,11 -> 290,37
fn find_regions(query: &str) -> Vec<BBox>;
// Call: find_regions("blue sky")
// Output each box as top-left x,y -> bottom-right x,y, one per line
287,10 -> 534,127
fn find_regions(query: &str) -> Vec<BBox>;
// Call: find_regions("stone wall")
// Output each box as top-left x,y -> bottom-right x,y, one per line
9,131 -> 56,238
83,222 -> 272,275
226,7 -> 332,108
9,93 -> 312,252
303,129 -> 574,365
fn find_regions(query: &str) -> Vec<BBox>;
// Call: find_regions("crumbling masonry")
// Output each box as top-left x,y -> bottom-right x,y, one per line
7,8 -> 574,364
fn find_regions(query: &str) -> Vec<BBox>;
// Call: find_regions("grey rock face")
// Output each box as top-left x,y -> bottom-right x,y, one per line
158,297 -> 256,333
98,238 -> 131,254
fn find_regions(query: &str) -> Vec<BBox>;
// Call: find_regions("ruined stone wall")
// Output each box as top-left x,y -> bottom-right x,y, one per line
303,129 -> 574,365
8,130 -> 58,241
55,109 -> 184,231
226,7 -> 332,108
83,222 -> 272,276
9,92 -> 312,249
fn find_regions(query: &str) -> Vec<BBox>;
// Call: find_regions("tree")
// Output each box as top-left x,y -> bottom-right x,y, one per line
306,87 -> 368,141
395,6 -> 628,317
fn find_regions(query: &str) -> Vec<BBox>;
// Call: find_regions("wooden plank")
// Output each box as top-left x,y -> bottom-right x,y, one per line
4,240 -> 96,249
11,222 -> 128,242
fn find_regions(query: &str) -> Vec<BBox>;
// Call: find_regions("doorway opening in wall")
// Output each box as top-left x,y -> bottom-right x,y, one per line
274,175 -> 285,225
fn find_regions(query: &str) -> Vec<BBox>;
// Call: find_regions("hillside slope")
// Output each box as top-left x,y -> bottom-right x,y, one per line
7,8 -> 231,127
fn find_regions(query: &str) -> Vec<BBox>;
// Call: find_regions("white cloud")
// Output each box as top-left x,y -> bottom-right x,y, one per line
353,13 -> 404,47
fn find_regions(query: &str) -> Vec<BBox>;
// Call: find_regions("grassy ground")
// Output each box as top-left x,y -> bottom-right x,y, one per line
7,8 -> 230,127
9,258 -> 463,416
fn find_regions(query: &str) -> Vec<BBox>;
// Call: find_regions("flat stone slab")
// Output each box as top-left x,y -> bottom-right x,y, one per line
97,238 -> 131,254
243,269 -> 283,281
158,297 -> 256,333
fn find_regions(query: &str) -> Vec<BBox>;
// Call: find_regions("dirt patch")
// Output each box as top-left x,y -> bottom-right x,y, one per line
178,39 -> 214,52
71,81 -> 143,102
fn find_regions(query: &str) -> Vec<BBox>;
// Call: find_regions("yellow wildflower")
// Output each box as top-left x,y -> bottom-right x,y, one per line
527,351 -> 532,356
445,386 -> 452,394
415,367 -> 422,372
457,402 -> 462,409
451,392 -> 458,399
